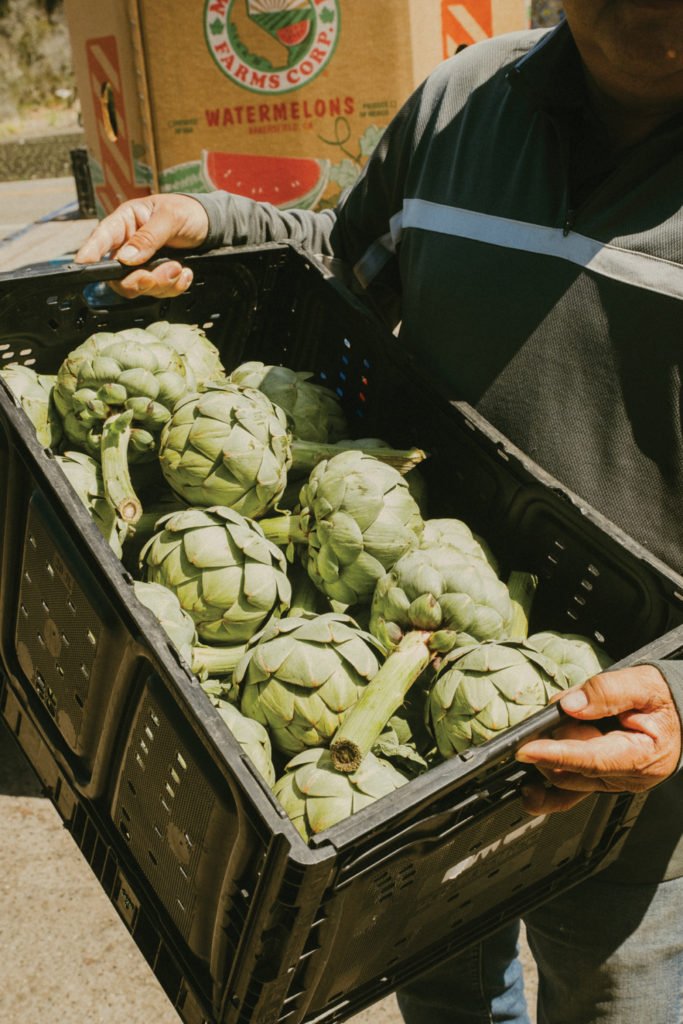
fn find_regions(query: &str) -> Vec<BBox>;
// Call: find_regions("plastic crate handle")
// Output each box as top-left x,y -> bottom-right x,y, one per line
0,255 -> 182,286
65,256 -> 180,284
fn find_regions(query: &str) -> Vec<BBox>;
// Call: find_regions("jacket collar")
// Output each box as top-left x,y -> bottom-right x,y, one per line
509,19 -> 683,138
507,19 -> 589,113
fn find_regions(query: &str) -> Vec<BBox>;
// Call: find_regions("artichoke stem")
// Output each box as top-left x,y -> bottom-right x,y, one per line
506,570 -> 539,641
129,502 -> 187,542
101,411 -> 142,524
260,513 -> 308,547
191,643 -> 247,678
288,566 -> 323,616
291,440 -> 427,477
331,630 -> 432,772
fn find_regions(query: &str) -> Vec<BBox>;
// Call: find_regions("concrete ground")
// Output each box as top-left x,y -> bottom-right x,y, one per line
0,176 -> 96,272
0,176 -> 537,1024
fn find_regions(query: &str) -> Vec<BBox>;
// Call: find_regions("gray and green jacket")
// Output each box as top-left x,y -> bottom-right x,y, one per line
196,20 -> 683,881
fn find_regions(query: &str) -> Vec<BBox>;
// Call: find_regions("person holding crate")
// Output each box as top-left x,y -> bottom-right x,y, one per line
76,1 -> 683,1022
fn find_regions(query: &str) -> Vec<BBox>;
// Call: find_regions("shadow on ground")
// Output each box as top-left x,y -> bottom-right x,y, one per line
0,717 -> 43,797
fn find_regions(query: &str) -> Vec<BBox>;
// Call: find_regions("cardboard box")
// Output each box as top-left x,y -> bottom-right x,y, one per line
65,0 -> 529,216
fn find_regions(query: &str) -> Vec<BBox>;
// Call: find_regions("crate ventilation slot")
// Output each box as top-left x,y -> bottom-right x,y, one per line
113,693 -> 217,941
16,508 -> 103,743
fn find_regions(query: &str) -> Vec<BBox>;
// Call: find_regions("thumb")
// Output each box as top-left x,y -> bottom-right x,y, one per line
559,665 -> 670,721
114,206 -> 178,265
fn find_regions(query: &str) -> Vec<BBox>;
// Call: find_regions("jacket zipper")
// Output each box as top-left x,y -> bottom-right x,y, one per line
549,112 -> 575,237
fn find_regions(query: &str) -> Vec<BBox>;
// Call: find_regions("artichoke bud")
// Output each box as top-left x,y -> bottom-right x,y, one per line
141,506 -> 291,645
0,362 -> 64,449
454,674 -> 497,713
55,328 -> 196,460
408,592 -> 442,630
211,698 -> 275,786
118,367 -> 158,397
228,361 -> 348,444
99,382 -> 128,404
369,615 -> 403,649
236,612 -> 383,756
133,580 -> 197,665
63,415 -> 88,442
146,321 -> 225,385
85,399 -> 110,422
428,640 -> 571,756
273,748 -> 408,841
116,342 -> 157,373
155,371 -> 192,407
429,629 -> 460,653
381,583 -> 412,620
158,384 -> 290,517
127,397 -> 170,428
72,388 -> 98,413
526,631 -> 612,687
412,563 -> 444,600
129,429 -> 156,456
90,356 -> 120,382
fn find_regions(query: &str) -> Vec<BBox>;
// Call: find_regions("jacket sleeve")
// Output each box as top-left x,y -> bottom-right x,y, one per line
647,660 -> 683,773
190,81 -> 427,328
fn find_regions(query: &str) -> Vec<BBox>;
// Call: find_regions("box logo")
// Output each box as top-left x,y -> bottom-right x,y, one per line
205,0 -> 340,95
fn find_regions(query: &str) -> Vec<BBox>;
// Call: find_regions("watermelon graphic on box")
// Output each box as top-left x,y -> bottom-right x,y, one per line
202,150 -> 330,209
246,0 -> 313,53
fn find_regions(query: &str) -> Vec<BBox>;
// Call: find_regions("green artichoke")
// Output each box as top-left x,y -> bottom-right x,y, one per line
56,450 -> 127,557
133,580 -> 249,681
273,747 -> 408,842
228,361 -> 347,443
421,518 -> 499,575
145,321 -> 225,385
1,363 -> 63,448
370,545 -> 513,651
428,640 -> 571,756
120,492 -> 188,573
133,579 -> 197,664
330,545 -> 514,771
297,450 -> 425,605
53,327 -> 195,460
159,383 -> 292,518
140,506 -> 291,644
159,384 -> 424,520
334,437 -> 429,512
210,696 -> 276,786
237,612 -> 384,756
526,631 -> 612,687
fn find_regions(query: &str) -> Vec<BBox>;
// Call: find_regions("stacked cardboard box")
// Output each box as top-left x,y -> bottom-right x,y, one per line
65,0 -> 528,216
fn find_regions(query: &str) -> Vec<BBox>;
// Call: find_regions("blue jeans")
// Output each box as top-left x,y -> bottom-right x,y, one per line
396,874 -> 683,1024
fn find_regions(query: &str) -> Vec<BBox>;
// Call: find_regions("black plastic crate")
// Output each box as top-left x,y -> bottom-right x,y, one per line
1,244 -> 683,1024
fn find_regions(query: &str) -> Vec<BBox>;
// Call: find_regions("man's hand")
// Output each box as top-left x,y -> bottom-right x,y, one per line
516,665 -> 682,816
74,194 -> 210,299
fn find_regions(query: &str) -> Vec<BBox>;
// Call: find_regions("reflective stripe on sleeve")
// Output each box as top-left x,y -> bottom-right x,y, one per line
355,198 -> 683,301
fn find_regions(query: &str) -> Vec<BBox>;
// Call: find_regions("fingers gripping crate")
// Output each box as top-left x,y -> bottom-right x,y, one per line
1,244 -> 683,1024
